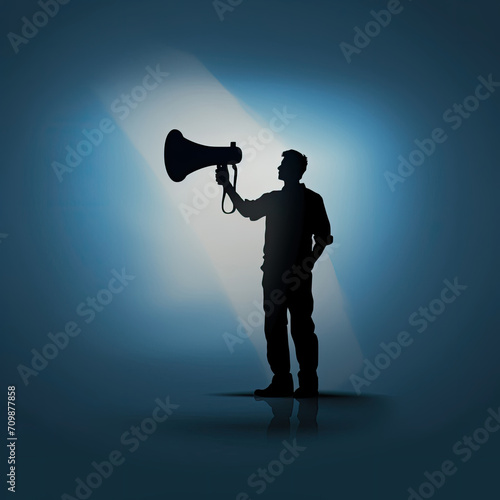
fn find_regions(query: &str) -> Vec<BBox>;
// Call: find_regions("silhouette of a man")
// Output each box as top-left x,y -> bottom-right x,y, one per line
216,150 -> 333,397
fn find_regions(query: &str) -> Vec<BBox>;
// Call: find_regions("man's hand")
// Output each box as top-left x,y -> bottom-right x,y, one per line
215,165 -> 230,188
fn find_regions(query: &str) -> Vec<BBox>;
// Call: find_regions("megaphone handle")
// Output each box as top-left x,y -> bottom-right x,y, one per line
221,164 -> 238,214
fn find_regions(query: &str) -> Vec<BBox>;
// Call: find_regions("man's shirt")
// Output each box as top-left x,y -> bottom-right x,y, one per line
238,184 -> 332,274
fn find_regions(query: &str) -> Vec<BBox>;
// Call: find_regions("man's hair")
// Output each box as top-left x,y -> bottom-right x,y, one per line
282,149 -> 308,177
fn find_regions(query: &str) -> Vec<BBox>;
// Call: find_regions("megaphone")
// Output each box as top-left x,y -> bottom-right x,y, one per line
164,129 -> 242,213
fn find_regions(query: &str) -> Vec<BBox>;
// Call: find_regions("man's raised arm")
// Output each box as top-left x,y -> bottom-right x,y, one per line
215,165 -> 267,220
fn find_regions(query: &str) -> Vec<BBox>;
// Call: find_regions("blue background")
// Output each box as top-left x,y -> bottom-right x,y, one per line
1,0 -> 499,499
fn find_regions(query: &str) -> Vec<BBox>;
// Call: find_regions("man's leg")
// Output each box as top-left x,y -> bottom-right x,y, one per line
288,273 -> 319,397
254,273 -> 293,397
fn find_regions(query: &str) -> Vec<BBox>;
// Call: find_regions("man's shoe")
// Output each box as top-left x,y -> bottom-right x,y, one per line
295,370 -> 318,398
254,374 -> 293,398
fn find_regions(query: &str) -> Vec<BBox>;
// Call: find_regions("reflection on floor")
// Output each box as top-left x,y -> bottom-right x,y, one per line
23,391 -> 394,499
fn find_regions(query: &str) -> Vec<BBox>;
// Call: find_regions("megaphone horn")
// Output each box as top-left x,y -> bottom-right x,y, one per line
164,129 -> 242,182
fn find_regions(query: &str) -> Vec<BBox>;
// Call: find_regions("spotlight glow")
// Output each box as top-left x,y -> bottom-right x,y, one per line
95,49 -> 364,388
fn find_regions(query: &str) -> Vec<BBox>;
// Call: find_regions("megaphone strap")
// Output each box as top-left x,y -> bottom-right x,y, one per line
221,164 -> 238,215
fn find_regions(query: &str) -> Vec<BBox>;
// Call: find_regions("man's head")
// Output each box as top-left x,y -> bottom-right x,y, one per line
278,150 -> 308,183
